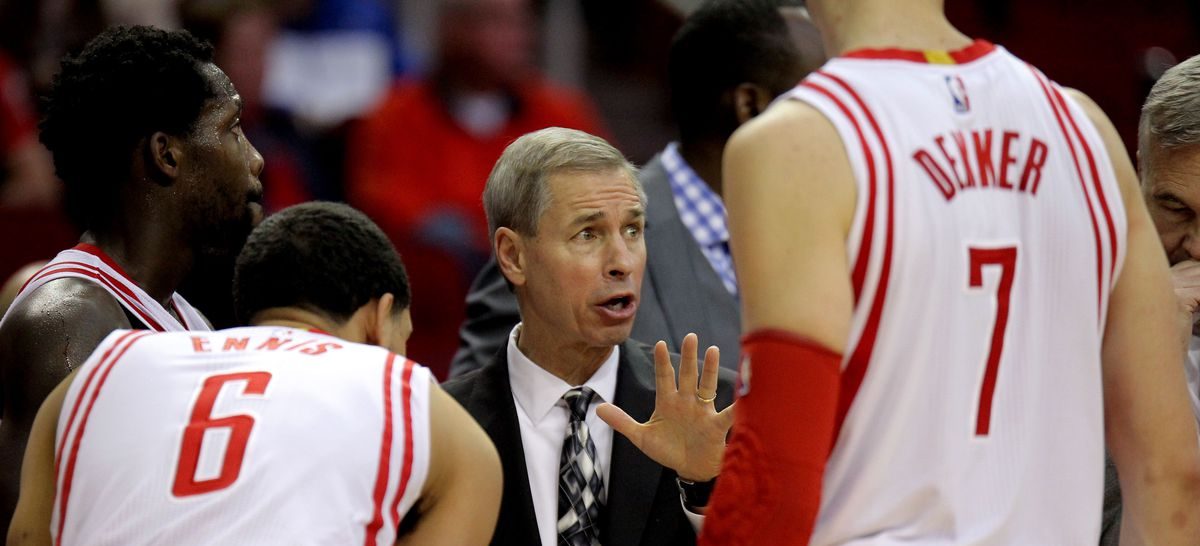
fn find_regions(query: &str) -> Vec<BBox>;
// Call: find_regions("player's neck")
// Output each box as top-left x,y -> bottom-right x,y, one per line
253,309 -> 349,341
82,221 -> 195,307
823,4 -> 972,58
515,322 -> 612,387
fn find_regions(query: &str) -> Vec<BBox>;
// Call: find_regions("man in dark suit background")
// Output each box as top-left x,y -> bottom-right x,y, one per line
443,127 -> 735,546
449,0 -> 822,376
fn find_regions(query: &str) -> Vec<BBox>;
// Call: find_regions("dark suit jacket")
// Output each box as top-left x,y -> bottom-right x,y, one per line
443,338 -> 735,546
450,152 -> 743,377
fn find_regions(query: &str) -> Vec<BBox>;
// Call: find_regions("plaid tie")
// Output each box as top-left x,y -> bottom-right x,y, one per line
557,386 -> 604,546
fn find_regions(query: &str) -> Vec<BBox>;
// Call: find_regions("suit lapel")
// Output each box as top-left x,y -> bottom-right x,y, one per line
468,350 -> 540,546
602,341 -> 662,546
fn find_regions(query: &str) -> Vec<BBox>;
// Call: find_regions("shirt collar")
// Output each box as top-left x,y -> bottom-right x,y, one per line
661,142 -> 730,246
506,323 -> 620,424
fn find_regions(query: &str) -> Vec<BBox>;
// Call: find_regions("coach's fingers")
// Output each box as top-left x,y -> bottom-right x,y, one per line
698,345 -> 720,403
597,403 -> 644,446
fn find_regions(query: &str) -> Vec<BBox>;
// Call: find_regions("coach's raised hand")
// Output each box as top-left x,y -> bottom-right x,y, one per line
597,333 -> 734,482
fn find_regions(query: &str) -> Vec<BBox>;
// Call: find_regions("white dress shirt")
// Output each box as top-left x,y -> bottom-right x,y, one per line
507,324 -> 618,546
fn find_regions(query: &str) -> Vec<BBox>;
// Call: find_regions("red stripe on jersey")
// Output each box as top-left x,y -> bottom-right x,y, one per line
842,39 -> 995,65
53,331 -> 142,479
799,79 -> 877,302
1050,85 -> 1119,289
364,353 -> 397,546
16,260 -> 59,294
26,265 -> 165,331
55,331 -> 152,546
1027,66 -> 1105,322
819,72 -> 898,440
27,262 -> 160,325
389,359 -> 417,533
171,299 -> 191,330
73,243 -> 138,282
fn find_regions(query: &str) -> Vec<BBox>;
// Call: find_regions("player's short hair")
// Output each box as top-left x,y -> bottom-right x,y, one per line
233,202 -> 411,324
669,0 -> 805,142
1139,54 -> 1200,173
483,127 -> 642,242
39,25 -> 216,231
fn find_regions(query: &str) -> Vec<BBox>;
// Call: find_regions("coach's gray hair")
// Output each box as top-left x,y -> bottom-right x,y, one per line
1140,54 -> 1200,172
483,127 -> 642,242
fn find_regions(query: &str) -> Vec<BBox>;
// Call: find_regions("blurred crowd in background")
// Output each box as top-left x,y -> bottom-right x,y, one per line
1,0 -> 1199,378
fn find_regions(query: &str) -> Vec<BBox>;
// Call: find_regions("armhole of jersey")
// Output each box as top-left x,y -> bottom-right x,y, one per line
783,79 -> 873,285
54,330 -> 130,444
384,361 -> 433,542
1055,88 -> 1129,289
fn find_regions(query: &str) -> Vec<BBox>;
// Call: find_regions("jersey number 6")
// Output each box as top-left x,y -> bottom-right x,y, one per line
172,372 -> 273,497
968,246 -> 1017,437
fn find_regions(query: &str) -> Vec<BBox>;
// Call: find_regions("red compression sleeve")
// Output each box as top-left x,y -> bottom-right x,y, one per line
699,329 -> 842,546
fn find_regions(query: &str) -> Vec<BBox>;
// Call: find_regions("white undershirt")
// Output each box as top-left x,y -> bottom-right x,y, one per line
507,324 -> 618,546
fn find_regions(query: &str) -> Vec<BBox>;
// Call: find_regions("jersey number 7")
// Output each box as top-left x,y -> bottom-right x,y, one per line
172,372 -> 273,497
968,246 -> 1017,437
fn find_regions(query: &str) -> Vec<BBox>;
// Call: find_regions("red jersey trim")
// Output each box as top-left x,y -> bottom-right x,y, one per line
1050,84 -> 1119,292
818,72 -> 898,442
364,353 -> 398,546
842,39 -> 996,65
388,359 -> 417,533
72,244 -> 138,283
1028,66 -> 1106,324
27,264 -> 166,331
55,330 -> 152,546
799,77 -> 877,302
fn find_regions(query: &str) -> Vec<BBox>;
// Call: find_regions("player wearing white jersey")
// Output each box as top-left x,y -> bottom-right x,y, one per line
8,202 -> 502,546
701,1 -> 1200,545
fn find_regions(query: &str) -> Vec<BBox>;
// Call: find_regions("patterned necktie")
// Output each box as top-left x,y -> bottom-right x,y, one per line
557,386 -> 604,546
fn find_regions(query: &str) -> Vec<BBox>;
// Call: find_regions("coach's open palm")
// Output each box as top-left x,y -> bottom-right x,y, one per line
597,333 -> 734,482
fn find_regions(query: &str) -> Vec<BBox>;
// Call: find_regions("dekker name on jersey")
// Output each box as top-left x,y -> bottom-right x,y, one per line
782,39 -> 1127,545
913,129 -> 1049,201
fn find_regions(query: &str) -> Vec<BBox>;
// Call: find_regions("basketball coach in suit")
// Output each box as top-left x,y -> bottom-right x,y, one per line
448,0 -> 823,376
443,127 -> 736,546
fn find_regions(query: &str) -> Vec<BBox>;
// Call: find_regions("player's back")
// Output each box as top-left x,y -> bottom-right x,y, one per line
783,41 -> 1126,544
52,327 -> 432,546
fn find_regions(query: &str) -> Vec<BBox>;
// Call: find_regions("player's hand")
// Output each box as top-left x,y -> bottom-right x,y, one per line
1169,260 -> 1200,340
597,333 -> 734,482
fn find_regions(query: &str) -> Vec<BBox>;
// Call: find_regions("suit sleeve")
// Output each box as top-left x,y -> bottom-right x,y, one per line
449,258 -> 522,378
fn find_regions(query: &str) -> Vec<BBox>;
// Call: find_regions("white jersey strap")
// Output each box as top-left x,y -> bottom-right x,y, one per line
4,244 -> 209,332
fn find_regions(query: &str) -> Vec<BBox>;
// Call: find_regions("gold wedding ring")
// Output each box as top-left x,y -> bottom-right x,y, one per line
695,389 -> 717,403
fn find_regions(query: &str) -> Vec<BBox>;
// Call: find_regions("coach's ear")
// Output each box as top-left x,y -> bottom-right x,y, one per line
145,131 -> 183,184
495,227 -> 527,288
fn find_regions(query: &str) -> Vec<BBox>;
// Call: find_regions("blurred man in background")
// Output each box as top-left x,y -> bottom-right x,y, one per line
347,0 -> 610,372
451,0 -> 821,377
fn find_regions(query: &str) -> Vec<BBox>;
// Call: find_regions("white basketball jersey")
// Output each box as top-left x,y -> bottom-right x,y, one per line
0,244 -> 209,332
52,327 -> 432,546
782,41 -> 1127,544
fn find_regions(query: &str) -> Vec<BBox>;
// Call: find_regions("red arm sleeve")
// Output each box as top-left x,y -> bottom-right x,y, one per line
699,329 -> 842,546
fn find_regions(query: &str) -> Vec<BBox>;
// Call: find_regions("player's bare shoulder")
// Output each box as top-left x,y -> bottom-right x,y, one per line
724,98 -> 856,228
1,279 -> 131,414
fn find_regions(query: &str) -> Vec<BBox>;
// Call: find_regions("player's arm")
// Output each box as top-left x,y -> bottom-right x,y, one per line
6,369 -> 78,546
0,281 -> 130,538
1071,88 -> 1200,545
700,100 -> 857,546
395,380 -> 501,546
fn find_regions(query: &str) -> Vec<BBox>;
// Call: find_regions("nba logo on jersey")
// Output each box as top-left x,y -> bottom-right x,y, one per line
945,75 -> 970,113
